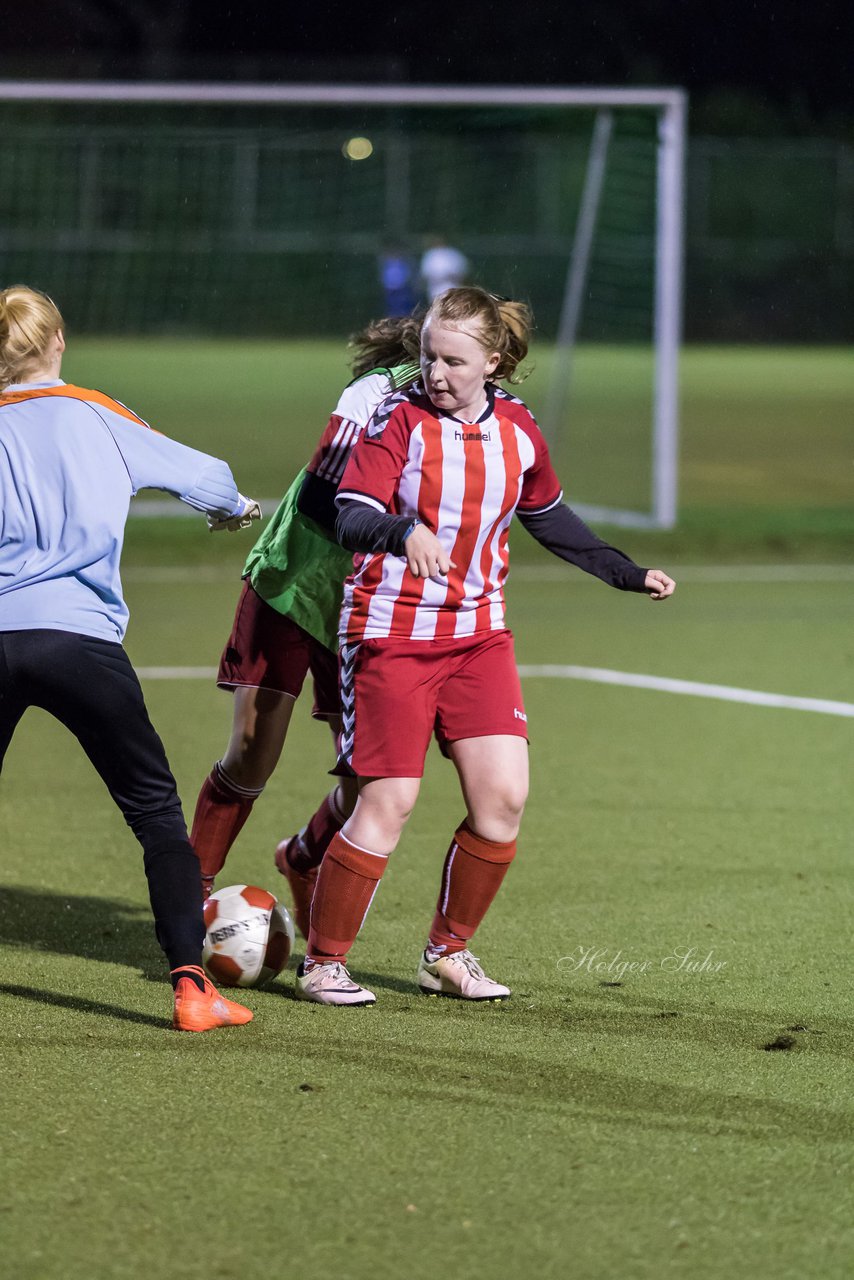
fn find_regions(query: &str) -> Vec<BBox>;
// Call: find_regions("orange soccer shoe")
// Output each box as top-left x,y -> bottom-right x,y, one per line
171,965 -> 254,1033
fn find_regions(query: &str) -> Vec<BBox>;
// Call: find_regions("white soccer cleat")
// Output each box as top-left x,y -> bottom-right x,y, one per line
294,961 -> 376,1007
416,949 -> 511,1001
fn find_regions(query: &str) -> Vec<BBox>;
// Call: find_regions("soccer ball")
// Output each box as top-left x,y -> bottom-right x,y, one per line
202,884 -> 295,988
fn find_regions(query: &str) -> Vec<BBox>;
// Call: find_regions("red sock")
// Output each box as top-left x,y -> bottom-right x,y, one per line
428,821 -> 517,955
190,762 -> 263,882
306,832 -> 388,965
287,788 -> 347,873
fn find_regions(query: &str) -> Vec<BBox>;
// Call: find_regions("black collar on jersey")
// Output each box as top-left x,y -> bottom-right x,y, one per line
479,381 -> 497,422
448,380 -> 495,425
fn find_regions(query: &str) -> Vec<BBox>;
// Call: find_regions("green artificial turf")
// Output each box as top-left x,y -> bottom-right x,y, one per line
1,343 -> 853,1279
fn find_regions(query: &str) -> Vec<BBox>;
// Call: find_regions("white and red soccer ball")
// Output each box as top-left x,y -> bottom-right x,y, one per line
202,884 -> 295,988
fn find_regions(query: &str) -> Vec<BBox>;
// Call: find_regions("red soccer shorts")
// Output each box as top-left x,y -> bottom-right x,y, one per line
217,580 -> 340,719
338,628 -> 528,778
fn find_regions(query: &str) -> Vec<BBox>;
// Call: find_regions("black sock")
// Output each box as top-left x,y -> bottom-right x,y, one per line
141,838 -> 206,971
170,965 -> 206,993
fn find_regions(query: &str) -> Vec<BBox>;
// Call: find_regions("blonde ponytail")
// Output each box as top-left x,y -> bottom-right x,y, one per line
0,285 -> 64,390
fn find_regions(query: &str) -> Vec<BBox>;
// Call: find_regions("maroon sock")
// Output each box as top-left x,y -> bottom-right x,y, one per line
190,762 -> 263,882
306,832 -> 388,965
288,789 -> 347,873
428,821 -> 517,955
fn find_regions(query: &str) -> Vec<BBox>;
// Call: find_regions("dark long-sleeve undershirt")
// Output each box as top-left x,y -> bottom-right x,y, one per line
335,497 -> 414,557
297,469 -> 339,536
335,496 -> 650,592
516,502 -> 649,592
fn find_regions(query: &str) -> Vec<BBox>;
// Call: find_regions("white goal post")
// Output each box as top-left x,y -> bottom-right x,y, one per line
0,81 -> 686,528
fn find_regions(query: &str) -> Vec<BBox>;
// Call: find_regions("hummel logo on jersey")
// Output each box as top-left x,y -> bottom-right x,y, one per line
514,708 -> 528,722
454,430 -> 491,442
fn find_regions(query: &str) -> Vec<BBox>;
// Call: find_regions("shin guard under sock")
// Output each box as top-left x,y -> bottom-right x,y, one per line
306,831 -> 388,965
190,761 -> 263,881
428,821 -> 517,955
287,786 -> 348,873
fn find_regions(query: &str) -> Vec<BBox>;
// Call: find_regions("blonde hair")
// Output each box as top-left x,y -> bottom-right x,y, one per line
424,286 -> 533,383
0,285 -> 64,390
348,311 -> 423,378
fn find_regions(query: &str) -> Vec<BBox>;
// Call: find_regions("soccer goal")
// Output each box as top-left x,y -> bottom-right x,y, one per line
0,82 -> 686,527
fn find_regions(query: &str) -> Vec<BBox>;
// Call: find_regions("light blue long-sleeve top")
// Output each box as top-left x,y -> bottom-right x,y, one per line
0,380 -> 243,642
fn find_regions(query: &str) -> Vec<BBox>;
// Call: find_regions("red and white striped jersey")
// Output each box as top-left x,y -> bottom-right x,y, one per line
337,383 -> 562,642
307,369 -> 404,486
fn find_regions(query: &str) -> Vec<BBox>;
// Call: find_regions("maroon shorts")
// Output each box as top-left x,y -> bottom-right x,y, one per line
338,629 -> 528,778
217,581 -> 340,719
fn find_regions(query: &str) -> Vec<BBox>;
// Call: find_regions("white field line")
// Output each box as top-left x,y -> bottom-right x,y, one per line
129,498 -> 282,518
136,662 -> 854,719
515,665 -> 854,718
124,563 -> 854,585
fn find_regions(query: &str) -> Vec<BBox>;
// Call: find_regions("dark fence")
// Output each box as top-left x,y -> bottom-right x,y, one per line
0,107 -> 849,342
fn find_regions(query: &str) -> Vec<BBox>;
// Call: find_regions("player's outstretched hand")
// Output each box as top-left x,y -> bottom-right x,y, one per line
207,496 -> 262,533
644,568 -> 676,600
404,523 -> 456,579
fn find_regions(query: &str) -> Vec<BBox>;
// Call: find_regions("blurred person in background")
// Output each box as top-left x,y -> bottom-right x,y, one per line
419,234 -> 470,301
0,283 -> 260,1033
378,242 -> 418,317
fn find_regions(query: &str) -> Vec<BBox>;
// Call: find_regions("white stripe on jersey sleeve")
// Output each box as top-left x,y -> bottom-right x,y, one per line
519,490 -> 564,517
316,417 -> 360,482
336,491 -> 387,513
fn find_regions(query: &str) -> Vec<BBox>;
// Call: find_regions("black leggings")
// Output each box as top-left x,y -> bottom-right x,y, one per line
0,628 -> 204,972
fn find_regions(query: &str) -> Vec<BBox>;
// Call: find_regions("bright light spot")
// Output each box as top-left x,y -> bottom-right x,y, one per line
342,136 -> 374,161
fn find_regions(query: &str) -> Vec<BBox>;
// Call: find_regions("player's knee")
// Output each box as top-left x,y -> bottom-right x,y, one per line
470,782 -> 527,842
346,789 -> 416,854
498,773 -> 529,818
373,794 -> 416,835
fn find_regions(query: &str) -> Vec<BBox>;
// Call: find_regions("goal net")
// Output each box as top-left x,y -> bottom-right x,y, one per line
0,83 -> 685,527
